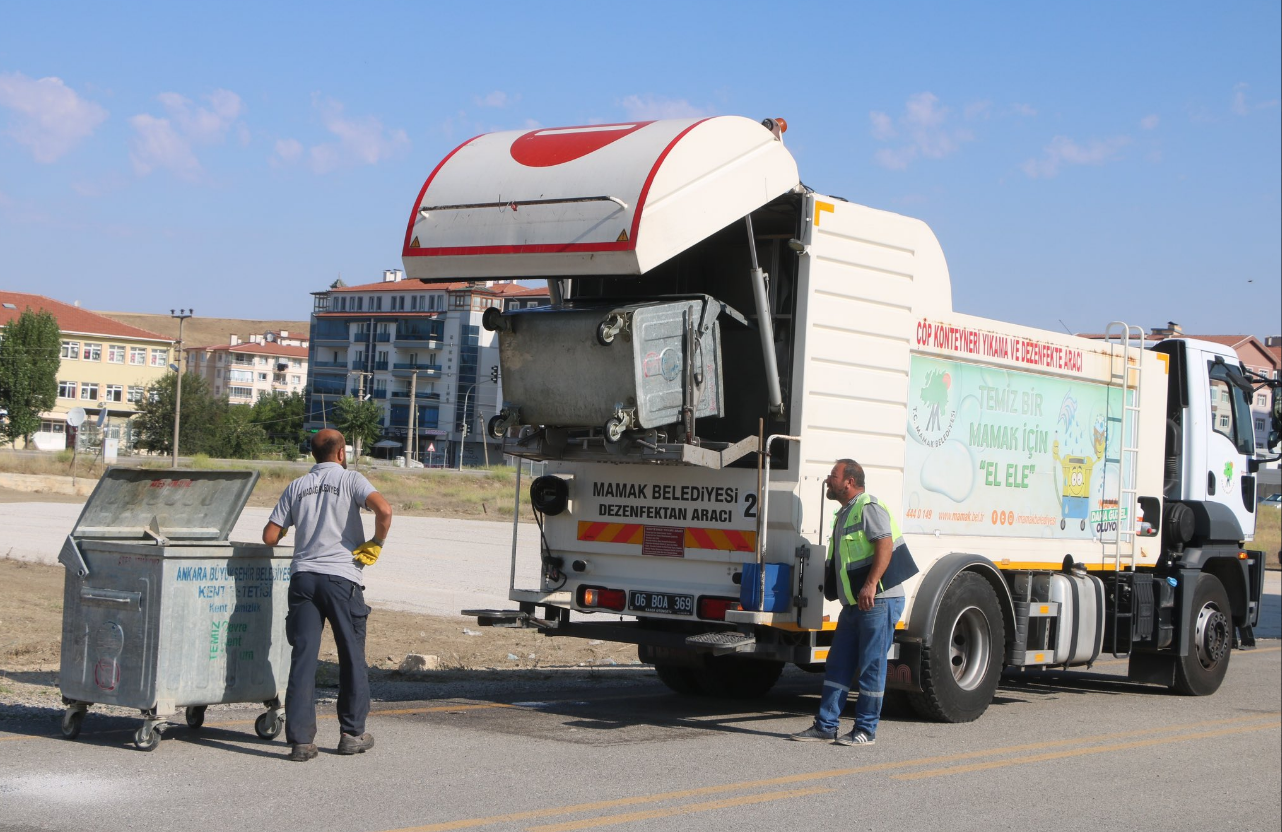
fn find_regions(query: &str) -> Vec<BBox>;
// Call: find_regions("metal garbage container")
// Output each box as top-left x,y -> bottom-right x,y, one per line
57,467 -> 293,751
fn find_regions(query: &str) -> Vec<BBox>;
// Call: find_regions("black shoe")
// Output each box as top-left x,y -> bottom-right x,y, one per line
337,732 -> 375,755
288,743 -> 318,762
834,729 -> 876,747
788,724 -> 837,742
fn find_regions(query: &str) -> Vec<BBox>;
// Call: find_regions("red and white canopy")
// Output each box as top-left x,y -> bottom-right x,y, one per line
401,116 -> 799,280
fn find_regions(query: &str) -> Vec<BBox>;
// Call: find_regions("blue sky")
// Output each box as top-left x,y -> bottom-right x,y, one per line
1,2 -> 1278,337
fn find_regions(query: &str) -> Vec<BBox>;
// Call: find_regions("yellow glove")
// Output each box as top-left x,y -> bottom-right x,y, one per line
353,539 -> 383,566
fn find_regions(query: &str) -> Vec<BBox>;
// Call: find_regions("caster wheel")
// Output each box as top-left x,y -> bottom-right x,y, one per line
255,711 -> 284,740
61,709 -> 85,740
185,706 -> 206,729
488,415 -> 507,440
604,417 -> 626,444
1080,520 -> 1086,531
134,725 -> 161,752
596,320 -> 616,346
1060,519 -> 1066,530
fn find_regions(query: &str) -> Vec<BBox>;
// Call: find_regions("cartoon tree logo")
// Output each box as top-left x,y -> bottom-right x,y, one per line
921,370 -> 951,432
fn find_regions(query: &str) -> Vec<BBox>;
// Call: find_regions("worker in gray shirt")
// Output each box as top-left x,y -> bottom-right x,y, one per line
263,428 -> 393,762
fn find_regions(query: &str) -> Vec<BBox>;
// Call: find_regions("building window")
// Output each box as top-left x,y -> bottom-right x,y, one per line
105,384 -> 124,402
355,296 -> 363,311
216,369 -> 222,379
129,346 -> 146,365
290,375 -> 300,384
107,344 -> 126,364
228,386 -> 253,399
61,340 -> 80,360
40,420 -> 65,434
58,380 -> 77,398
80,383 -> 99,400
81,342 -> 102,361
229,369 -> 253,383
127,386 -> 145,403
453,294 -> 466,308
258,372 -> 268,381
150,348 -> 168,367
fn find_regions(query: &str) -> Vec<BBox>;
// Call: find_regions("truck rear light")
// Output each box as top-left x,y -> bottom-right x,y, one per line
697,596 -> 740,621
578,586 -> 626,612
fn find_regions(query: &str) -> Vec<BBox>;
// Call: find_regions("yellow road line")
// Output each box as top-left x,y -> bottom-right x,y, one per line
382,713 -> 1276,832
894,720 -> 1281,780
525,787 -> 832,832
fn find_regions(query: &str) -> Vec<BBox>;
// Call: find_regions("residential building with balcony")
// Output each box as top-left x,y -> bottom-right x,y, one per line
186,333 -> 310,404
306,270 -> 532,465
0,290 -> 174,451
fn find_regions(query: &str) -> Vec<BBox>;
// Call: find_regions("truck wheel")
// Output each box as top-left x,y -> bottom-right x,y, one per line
691,657 -> 784,699
907,572 -> 1005,723
1172,573 -> 1232,696
654,662 -> 701,696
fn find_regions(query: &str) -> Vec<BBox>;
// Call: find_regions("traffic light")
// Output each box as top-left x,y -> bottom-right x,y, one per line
489,365 -> 499,383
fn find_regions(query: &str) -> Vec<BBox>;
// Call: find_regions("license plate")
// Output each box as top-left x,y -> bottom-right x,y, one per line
629,591 -> 694,616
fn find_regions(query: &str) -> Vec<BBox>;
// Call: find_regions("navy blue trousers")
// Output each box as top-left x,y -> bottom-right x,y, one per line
284,571 -> 371,745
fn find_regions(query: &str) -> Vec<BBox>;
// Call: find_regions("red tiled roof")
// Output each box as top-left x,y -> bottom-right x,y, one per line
0,290 -> 171,342
187,342 -> 309,358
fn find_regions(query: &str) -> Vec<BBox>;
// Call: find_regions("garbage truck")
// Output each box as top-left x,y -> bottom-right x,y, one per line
401,115 -> 1281,721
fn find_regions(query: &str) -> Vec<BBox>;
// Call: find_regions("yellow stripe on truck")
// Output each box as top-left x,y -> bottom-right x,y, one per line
576,521 -> 756,552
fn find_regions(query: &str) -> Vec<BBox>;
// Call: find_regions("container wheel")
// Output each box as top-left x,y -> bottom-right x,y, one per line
488,415 -> 507,440
653,662 -> 701,696
691,657 -> 784,699
1172,573 -> 1233,696
907,571 -> 1005,723
133,725 -> 161,752
61,709 -> 85,740
185,706 -> 207,729
604,418 -> 627,444
255,711 -> 284,740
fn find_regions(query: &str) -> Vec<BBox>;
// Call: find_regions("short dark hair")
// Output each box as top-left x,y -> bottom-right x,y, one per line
311,432 -> 344,462
835,458 -> 865,488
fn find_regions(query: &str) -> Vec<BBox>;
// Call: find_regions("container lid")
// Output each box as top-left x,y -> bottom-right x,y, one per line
401,116 -> 800,279
71,468 -> 261,542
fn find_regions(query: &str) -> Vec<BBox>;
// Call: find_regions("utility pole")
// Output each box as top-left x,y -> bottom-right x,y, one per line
170,309 -> 192,468
408,371 -> 417,464
351,371 -> 371,469
458,382 -> 476,472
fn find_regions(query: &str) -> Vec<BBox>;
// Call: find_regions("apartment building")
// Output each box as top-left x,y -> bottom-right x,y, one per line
307,270 -> 529,466
186,332 -> 310,403
0,290 -> 173,451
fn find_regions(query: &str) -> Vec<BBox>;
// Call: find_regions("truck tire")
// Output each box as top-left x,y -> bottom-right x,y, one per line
691,657 -> 784,699
654,662 -> 701,696
1172,573 -> 1232,696
907,572 -> 1005,723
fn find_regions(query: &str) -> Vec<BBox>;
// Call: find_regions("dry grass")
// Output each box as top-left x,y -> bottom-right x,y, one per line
1254,506 -> 1280,562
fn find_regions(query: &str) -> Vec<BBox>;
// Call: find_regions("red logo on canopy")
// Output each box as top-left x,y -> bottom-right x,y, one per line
510,122 -> 652,168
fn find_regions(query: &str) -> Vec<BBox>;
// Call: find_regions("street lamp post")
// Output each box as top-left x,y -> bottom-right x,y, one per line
170,309 -> 192,468
458,383 -> 476,472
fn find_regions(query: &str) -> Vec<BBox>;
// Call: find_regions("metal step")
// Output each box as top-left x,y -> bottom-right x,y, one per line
685,631 -> 756,655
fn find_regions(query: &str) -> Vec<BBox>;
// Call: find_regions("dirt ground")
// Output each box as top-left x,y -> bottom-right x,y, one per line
0,558 -> 641,708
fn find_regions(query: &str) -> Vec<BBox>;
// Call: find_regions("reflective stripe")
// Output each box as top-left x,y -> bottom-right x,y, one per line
823,680 -> 850,694
857,689 -> 884,699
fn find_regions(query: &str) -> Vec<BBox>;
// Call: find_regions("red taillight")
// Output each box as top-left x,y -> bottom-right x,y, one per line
697,596 -> 740,621
579,586 -> 626,612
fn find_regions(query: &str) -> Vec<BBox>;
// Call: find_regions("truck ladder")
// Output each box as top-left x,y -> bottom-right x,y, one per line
1103,321 -> 1144,656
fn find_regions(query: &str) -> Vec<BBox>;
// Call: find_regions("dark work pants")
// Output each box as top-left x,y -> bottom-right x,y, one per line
284,571 -> 371,745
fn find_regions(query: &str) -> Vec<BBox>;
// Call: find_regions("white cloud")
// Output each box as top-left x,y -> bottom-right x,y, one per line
1010,103 -> 1038,117
964,100 -> 993,121
869,111 -> 896,140
307,96 -> 409,173
1020,134 -> 1131,178
0,72 -> 108,163
475,91 -> 517,108
617,94 -> 711,120
129,88 -> 246,179
271,138 -> 303,167
1232,82 -> 1279,115
869,92 -> 973,170
1140,114 -> 1160,130
128,114 -> 201,179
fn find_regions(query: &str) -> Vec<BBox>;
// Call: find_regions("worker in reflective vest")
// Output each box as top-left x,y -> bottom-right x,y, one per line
790,458 -> 918,746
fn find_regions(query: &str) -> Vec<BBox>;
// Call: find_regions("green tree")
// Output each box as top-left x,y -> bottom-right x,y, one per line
0,310 -> 61,447
249,391 -> 307,453
332,395 -> 382,458
132,372 -> 226,456
217,405 -> 268,459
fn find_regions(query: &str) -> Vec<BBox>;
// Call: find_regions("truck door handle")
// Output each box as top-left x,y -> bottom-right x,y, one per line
1207,471 -> 1216,495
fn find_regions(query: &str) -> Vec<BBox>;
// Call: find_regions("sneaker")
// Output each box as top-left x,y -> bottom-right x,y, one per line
834,729 -> 876,746
288,743 -> 318,762
788,724 -> 837,742
337,732 -> 375,755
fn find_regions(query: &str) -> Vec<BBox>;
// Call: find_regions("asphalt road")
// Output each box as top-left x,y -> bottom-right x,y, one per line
1,645 -> 1278,832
